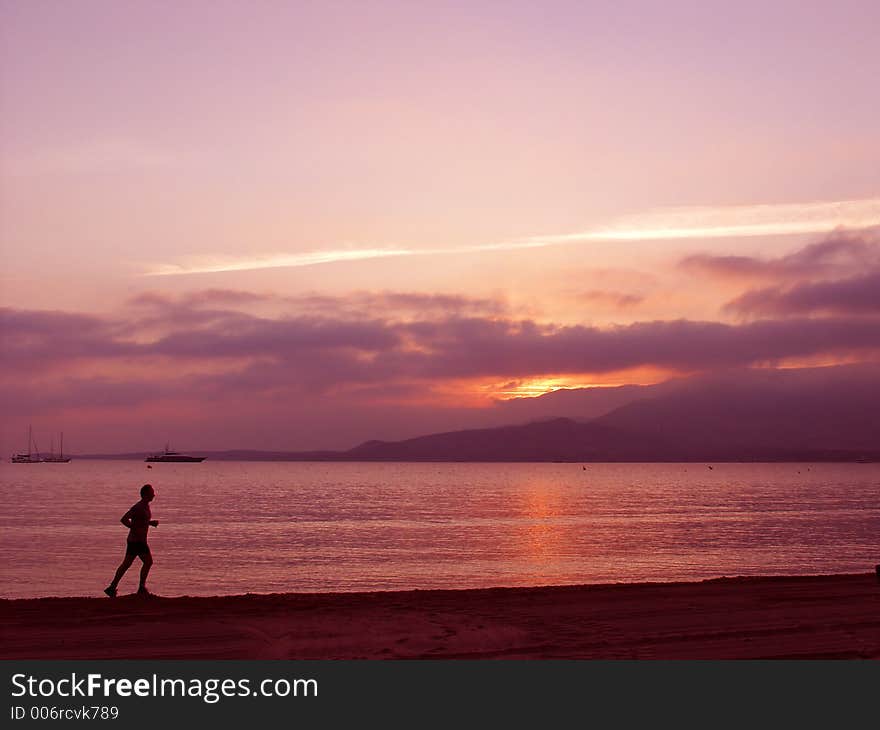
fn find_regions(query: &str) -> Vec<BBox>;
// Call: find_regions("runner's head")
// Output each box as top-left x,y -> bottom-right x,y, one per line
140,484 -> 155,501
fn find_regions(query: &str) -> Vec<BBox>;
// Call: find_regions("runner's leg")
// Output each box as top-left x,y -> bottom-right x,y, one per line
138,548 -> 153,591
110,553 -> 135,590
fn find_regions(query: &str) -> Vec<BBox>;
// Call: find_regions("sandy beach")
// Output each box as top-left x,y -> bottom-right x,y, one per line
2,573 -> 879,660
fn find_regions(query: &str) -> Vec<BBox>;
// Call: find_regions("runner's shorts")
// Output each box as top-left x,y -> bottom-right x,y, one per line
125,541 -> 151,558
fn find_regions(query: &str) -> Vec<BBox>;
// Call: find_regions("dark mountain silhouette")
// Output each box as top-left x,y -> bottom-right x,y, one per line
593,364 -> 880,457
345,418 -> 672,461
343,364 -> 880,461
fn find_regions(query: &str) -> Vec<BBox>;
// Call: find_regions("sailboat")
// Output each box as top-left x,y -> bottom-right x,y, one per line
43,432 -> 72,463
11,425 -> 43,463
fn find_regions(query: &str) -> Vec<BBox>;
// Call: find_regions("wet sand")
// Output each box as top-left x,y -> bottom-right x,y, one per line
2,573 -> 879,659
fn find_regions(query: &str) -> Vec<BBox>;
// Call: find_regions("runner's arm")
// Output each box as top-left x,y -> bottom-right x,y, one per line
120,509 -> 133,528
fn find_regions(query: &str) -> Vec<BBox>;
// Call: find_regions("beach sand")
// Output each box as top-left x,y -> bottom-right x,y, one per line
2,573 -> 879,659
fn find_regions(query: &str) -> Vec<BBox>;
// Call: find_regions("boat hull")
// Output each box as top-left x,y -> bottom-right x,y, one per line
144,455 -> 206,462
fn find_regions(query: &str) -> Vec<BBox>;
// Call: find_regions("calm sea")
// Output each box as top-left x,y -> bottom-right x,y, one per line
0,460 -> 878,598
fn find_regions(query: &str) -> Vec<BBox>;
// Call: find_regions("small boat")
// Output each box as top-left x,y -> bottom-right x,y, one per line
11,426 -> 42,463
11,452 -> 42,463
43,432 -> 72,463
145,444 -> 206,463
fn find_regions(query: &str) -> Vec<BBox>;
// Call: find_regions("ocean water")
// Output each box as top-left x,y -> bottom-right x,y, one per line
0,460 -> 878,599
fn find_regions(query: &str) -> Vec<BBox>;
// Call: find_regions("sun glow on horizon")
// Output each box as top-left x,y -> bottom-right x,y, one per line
492,378 -> 602,399
483,370 -> 674,400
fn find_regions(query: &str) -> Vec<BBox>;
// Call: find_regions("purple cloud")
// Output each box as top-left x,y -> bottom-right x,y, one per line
680,228 -> 880,281
385,316 -> 880,380
726,271 -> 880,316
0,307 -> 138,370
4,292 -> 880,419
150,317 -> 400,359
285,291 -> 509,319
131,289 -> 508,319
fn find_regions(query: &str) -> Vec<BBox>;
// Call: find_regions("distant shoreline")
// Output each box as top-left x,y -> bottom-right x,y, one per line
3,573 -> 878,659
58,454 -> 880,463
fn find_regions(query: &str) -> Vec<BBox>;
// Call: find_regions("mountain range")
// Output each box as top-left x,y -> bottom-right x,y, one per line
80,363 -> 880,461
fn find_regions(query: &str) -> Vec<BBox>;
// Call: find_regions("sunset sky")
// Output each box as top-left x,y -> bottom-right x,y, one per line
2,1 -> 879,452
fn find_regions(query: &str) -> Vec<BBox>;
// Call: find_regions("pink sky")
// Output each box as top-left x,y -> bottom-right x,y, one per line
1,1 -> 879,452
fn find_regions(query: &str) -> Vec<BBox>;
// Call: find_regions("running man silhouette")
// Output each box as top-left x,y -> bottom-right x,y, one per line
104,484 -> 159,597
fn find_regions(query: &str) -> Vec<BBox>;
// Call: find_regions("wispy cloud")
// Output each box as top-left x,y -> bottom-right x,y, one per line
536,198 -> 880,243
578,290 -> 644,309
681,228 -> 880,281
145,197 -> 880,276
147,248 -> 414,276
